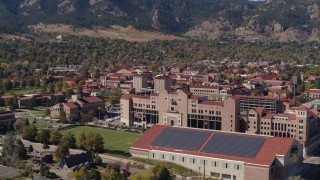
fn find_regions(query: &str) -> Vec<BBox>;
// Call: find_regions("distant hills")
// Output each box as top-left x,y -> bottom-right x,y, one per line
0,0 -> 320,41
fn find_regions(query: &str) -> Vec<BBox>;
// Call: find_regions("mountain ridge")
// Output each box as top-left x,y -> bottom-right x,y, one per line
0,0 -> 319,41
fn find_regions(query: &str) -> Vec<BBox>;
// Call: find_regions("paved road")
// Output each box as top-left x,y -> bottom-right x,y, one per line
0,165 -> 21,179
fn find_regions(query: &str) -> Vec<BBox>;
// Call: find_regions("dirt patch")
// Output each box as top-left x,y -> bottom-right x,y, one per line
185,20 -> 320,42
31,23 -> 183,42
184,20 -> 230,40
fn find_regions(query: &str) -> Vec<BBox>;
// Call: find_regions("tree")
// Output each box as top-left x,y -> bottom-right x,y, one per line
60,132 -> 76,148
22,125 -> 38,142
76,131 -> 87,150
43,143 -> 50,152
74,167 -> 101,180
39,166 -> 50,177
55,143 -> 69,161
14,139 -> 27,160
55,82 -> 63,92
93,153 -> 102,165
20,80 -> 27,90
66,89 -> 75,99
84,132 -> 104,152
14,118 -> 29,134
49,129 -> 62,145
77,85 -> 83,96
152,165 -> 171,180
108,96 -> 121,106
44,108 -> 50,116
28,145 -> 33,152
36,128 -> 51,144
1,132 -> 18,165
11,94 -> 19,110
102,169 -> 124,180
2,80 -> 12,91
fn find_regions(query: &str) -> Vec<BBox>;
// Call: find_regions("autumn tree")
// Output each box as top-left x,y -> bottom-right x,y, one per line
22,125 -> 38,142
84,132 -> 104,153
49,129 -> 63,145
36,129 -> 51,144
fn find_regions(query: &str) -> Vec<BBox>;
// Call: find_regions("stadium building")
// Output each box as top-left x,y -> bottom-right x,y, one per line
130,125 -> 303,180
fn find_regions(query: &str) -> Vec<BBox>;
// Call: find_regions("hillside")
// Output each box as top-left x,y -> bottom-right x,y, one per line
0,0 -> 320,41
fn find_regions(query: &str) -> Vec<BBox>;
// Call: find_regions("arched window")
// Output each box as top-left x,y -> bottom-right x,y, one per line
289,145 -> 299,166
171,120 -> 175,126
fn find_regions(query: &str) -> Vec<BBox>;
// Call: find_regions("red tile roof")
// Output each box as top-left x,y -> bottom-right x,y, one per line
64,102 -> 78,109
252,107 -> 265,114
262,114 -> 297,121
82,96 -> 104,103
131,125 -> 295,167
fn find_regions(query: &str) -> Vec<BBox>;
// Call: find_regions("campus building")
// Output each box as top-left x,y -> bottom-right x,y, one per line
190,85 -> 231,101
305,89 -> 320,100
130,125 -> 303,180
235,94 -> 280,114
120,89 -> 239,132
0,111 -> 16,127
154,75 -> 172,93
244,106 -> 320,154
133,75 -> 148,93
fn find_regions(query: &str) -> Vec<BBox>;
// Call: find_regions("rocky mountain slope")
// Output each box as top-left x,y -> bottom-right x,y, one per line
0,0 -> 319,41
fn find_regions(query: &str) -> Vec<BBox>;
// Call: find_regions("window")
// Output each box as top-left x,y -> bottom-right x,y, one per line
161,154 -> 165,160
190,158 -> 196,164
299,131 -> 304,134
210,172 -> 220,178
222,174 -> 232,180
180,157 -> 186,163
223,163 -> 230,169
200,160 -> 207,166
234,164 -> 241,170
211,161 -> 218,167
233,175 -> 237,180
150,153 -> 156,159
170,155 -> 175,161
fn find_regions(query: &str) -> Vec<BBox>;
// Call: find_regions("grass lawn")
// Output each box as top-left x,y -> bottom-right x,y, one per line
131,157 -> 196,177
34,123 -> 46,129
33,106 -> 47,110
0,107 -> 8,111
4,87 -> 41,95
61,126 -> 142,154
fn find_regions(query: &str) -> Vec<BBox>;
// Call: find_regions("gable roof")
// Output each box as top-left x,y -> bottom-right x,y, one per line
60,151 -> 93,168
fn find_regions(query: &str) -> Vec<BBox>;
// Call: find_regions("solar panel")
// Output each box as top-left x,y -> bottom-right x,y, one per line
150,128 -> 211,151
201,134 -> 265,158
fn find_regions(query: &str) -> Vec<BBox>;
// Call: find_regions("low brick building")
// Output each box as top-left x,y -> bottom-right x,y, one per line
0,111 -> 16,129
130,125 -> 304,180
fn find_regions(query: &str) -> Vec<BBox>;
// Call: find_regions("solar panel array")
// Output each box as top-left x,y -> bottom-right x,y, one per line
201,134 -> 266,158
150,128 -> 211,151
